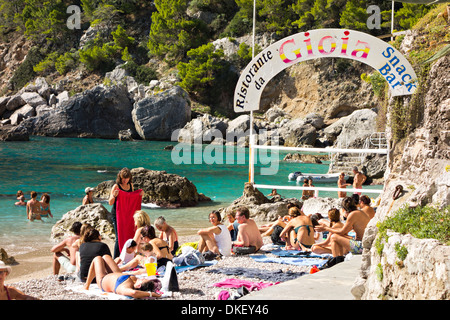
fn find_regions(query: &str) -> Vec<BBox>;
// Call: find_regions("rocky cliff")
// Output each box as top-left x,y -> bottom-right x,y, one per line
352,55 -> 449,300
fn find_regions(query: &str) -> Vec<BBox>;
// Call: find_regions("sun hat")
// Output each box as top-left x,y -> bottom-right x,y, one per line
0,261 -> 12,274
85,187 -> 94,194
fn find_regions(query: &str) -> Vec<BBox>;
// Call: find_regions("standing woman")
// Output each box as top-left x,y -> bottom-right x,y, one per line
40,193 -> 53,218
109,168 -> 143,258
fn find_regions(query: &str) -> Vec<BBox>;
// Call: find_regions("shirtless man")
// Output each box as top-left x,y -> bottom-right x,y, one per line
359,195 -> 375,219
26,191 -> 41,221
232,206 -> 263,255
352,166 -> 366,195
315,196 -> 372,269
337,172 -> 351,198
51,221 -> 82,276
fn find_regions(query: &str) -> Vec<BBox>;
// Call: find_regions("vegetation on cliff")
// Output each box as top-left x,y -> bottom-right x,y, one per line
0,0 -> 442,115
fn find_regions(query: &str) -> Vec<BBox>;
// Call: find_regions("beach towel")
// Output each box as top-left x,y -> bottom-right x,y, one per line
116,189 -> 142,252
270,249 -> 333,259
172,260 -> 218,274
207,267 -> 305,282
211,278 -> 278,291
67,283 -> 133,300
250,255 -> 329,268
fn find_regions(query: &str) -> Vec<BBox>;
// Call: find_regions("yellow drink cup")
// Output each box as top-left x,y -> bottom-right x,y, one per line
145,262 -> 157,276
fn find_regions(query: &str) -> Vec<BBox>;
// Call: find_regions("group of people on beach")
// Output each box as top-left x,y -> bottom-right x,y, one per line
3,165 -> 374,299
46,167 -> 264,299
15,190 -> 53,221
263,190 -> 375,269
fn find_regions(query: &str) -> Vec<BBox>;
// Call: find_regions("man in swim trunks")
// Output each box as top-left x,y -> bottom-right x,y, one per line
352,166 -> 366,196
231,206 -> 263,255
26,191 -> 41,221
315,196 -> 372,269
51,222 -> 82,276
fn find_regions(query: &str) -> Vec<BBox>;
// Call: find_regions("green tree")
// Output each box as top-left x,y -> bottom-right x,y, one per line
395,3 -> 433,30
148,0 -> 208,62
259,0 -> 296,36
112,25 -> 135,49
291,0 -> 315,30
177,43 -> 227,96
0,0 -> 26,33
17,0 -> 69,43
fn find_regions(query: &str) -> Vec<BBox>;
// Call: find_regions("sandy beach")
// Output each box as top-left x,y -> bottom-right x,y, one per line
5,235 -> 321,300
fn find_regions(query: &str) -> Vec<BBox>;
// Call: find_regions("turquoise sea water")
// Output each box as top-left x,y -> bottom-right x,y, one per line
0,136 -> 380,256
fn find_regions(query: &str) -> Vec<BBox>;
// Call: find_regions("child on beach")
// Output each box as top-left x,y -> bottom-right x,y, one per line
40,193 -> 53,218
119,243 -> 155,274
26,191 -> 41,221
154,216 -> 179,256
115,239 -> 138,266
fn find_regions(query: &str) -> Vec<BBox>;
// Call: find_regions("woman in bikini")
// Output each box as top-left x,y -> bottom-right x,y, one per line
140,225 -> 173,268
83,255 -> 161,299
40,193 -> 53,218
279,206 -> 315,251
154,216 -> 179,256
311,208 -> 346,254
1,261 -> 38,300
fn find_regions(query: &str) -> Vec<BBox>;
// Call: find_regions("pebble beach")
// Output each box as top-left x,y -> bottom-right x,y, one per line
6,235 -> 317,300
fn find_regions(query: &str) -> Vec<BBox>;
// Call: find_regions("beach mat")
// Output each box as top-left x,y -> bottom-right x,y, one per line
174,260 -> 218,273
206,267 -> 305,282
250,255 -> 329,267
270,249 -> 333,259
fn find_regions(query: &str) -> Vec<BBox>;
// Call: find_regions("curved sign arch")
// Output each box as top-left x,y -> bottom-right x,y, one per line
234,29 -> 418,113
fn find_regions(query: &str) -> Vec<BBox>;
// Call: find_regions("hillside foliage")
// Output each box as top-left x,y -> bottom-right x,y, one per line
0,0 -> 441,110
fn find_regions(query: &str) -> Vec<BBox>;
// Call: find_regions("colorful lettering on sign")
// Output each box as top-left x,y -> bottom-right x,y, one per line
278,31 -> 373,64
279,39 -> 302,63
351,40 -> 371,59
304,32 -> 314,56
318,36 -> 336,55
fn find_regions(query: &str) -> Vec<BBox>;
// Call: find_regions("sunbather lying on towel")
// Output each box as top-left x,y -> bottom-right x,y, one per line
83,254 -> 161,299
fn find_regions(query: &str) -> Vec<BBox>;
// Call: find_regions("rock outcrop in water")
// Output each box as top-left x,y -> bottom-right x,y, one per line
51,203 -> 115,242
94,167 -> 211,208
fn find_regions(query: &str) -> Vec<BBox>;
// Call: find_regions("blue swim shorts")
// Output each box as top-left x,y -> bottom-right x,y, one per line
349,239 -> 363,254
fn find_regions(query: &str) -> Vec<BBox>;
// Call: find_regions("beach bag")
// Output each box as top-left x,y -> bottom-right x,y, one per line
173,246 -> 205,266
161,261 -> 179,292
183,246 -> 205,266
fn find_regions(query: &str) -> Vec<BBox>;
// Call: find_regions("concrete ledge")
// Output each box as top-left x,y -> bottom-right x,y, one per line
240,255 -> 362,300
